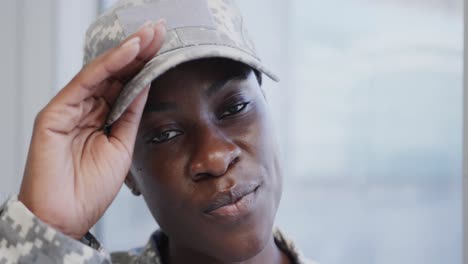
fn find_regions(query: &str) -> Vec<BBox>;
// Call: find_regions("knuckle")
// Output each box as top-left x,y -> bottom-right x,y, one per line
33,110 -> 47,128
33,108 -> 58,130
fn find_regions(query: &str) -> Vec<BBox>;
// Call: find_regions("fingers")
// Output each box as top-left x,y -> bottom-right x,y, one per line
51,20 -> 166,109
108,86 -> 150,157
112,20 -> 167,83
140,20 -> 167,60
54,35 -> 141,108
95,20 -> 167,106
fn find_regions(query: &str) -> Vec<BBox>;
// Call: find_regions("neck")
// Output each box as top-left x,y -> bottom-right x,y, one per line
167,234 -> 290,264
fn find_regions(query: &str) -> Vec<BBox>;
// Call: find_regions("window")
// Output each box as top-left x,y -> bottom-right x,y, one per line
278,1 -> 463,263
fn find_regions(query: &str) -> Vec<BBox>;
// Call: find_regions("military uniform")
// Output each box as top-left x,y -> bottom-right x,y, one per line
0,197 -> 317,263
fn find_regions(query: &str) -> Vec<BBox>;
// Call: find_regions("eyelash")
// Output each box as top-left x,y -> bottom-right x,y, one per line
219,101 -> 251,119
150,130 -> 183,144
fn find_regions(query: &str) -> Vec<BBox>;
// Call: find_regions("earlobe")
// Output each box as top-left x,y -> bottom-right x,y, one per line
124,172 -> 142,196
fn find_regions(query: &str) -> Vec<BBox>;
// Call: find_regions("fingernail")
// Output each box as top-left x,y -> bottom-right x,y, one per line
138,20 -> 153,30
122,36 -> 140,48
154,19 -> 167,36
155,18 -> 167,28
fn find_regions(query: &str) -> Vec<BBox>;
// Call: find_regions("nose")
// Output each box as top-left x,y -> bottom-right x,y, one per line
189,125 -> 241,181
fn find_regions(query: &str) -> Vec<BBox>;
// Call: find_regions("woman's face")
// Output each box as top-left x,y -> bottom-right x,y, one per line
130,59 -> 282,262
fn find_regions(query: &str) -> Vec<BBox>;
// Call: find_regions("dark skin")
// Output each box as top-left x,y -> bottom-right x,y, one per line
127,58 -> 289,263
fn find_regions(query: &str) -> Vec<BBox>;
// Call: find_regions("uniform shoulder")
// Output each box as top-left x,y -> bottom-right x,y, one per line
273,227 -> 320,264
110,230 -> 166,264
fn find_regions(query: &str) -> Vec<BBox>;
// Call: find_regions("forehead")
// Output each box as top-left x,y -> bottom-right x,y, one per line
156,58 -> 251,83
148,58 -> 253,97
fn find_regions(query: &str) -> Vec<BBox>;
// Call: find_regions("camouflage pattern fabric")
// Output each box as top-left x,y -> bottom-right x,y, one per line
0,197 -> 110,264
0,197 -> 318,264
82,0 -> 279,125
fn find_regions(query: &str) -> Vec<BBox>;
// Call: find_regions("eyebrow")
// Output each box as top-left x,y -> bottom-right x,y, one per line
143,102 -> 177,113
144,70 -> 251,113
205,72 -> 249,97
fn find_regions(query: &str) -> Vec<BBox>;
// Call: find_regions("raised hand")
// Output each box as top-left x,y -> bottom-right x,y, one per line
18,21 -> 166,240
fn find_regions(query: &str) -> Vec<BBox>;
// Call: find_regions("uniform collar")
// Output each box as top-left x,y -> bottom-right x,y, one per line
134,227 -> 313,264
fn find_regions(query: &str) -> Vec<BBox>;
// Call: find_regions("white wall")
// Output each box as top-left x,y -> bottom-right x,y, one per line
463,0 -> 467,261
0,0 -> 96,203
0,0 -> 56,202
56,0 -> 97,89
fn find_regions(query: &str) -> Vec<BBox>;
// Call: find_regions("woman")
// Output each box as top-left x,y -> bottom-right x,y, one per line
0,0 -> 316,263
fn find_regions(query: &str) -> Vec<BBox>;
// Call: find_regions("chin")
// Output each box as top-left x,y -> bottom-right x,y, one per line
211,201 -> 278,261
208,227 -> 272,262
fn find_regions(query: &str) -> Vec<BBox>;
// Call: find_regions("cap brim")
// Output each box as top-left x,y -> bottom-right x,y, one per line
105,44 -> 279,125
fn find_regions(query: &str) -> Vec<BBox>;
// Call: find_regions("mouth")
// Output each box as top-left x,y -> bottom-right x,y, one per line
203,183 -> 260,219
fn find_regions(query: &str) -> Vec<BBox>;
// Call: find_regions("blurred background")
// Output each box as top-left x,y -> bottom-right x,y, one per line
0,0 -> 464,263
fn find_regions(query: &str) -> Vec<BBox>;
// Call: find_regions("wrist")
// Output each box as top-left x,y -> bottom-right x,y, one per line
18,193 -> 85,240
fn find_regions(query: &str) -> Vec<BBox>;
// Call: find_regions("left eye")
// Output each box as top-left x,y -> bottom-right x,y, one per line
220,102 -> 250,119
150,130 -> 183,144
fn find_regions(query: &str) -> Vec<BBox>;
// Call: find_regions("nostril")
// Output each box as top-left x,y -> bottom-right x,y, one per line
193,172 -> 210,182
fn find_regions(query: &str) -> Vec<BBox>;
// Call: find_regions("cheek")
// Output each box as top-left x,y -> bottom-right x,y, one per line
227,101 -> 282,215
238,103 -> 277,171
132,146 -> 192,218
132,149 -> 209,243
245,107 -> 283,204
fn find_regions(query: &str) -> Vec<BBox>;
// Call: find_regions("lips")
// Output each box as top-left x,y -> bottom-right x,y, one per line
203,183 -> 260,217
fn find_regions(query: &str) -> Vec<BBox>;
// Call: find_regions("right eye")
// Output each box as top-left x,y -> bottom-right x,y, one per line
150,130 -> 183,144
219,102 -> 250,119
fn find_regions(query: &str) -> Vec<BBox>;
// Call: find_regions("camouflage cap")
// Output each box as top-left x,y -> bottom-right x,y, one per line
83,0 -> 279,125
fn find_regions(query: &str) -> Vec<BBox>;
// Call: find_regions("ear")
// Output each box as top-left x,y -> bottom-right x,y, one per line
124,171 -> 142,196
